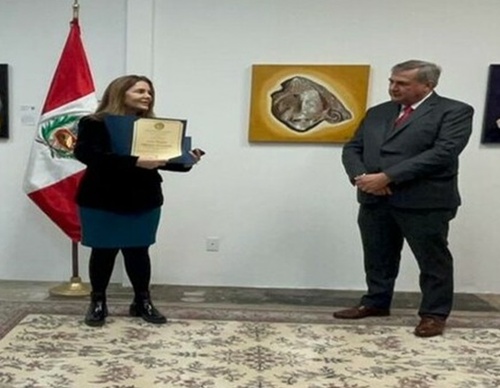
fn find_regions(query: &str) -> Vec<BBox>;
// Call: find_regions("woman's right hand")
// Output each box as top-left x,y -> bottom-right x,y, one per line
136,157 -> 167,169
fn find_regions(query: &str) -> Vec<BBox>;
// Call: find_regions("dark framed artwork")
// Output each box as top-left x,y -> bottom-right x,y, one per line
0,64 -> 8,139
481,64 -> 500,144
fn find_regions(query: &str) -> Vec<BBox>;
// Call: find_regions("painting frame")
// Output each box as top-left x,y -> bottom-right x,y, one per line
0,64 -> 9,139
248,64 -> 370,143
481,64 -> 500,144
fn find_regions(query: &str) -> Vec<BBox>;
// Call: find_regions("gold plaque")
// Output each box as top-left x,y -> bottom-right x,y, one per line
131,118 -> 185,160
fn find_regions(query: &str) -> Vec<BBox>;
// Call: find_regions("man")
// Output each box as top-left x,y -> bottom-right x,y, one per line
334,60 -> 474,338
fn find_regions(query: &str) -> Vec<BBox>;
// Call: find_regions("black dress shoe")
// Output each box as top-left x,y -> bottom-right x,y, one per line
333,305 -> 390,319
84,300 -> 108,327
129,300 -> 167,324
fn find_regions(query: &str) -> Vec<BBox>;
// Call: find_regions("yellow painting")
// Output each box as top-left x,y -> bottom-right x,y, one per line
248,64 -> 370,143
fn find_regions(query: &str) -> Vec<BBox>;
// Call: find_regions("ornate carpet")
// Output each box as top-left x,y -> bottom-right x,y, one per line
1,301 -> 500,387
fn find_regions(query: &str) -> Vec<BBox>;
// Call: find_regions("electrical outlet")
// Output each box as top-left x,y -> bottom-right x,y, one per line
206,237 -> 220,252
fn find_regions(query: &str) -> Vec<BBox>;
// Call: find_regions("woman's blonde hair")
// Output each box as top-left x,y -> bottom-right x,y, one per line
93,75 -> 155,119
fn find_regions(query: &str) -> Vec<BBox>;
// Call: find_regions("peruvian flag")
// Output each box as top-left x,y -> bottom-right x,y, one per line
23,19 -> 97,242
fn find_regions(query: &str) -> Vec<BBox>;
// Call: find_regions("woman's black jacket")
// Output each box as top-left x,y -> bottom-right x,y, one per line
74,116 -> 190,214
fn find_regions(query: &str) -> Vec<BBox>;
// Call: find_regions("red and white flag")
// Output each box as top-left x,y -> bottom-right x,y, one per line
23,19 -> 97,242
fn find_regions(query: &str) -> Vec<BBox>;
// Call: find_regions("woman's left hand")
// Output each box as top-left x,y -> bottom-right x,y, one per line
189,148 -> 206,163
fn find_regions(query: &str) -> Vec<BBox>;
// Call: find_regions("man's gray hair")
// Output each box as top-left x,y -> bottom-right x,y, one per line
391,60 -> 441,88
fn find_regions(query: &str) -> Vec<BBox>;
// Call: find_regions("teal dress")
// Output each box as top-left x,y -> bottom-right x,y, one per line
79,207 -> 161,248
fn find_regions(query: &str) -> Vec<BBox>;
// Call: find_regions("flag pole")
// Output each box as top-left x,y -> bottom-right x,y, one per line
49,241 -> 90,296
49,0 -> 90,297
72,0 -> 79,20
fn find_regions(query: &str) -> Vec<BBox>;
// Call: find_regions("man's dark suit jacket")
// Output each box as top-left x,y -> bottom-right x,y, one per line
342,93 -> 474,209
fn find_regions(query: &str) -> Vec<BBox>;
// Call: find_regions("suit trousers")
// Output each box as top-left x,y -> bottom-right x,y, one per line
357,203 -> 457,318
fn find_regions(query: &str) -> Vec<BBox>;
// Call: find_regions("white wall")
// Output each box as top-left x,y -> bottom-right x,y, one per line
1,0 -> 500,293
0,0 -> 127,282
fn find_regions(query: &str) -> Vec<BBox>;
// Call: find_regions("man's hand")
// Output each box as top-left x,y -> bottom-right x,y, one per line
355,173 -> 392,195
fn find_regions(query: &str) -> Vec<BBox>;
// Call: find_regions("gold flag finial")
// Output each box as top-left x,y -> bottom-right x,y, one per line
72,0 -> 80,20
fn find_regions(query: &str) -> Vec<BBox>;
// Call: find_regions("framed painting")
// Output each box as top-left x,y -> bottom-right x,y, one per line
0,64 -> 8,139
248,64 -> 370,143
481,64 -> 500,144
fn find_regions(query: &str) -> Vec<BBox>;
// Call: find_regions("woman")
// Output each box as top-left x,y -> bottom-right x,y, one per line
74,75 -> 203,327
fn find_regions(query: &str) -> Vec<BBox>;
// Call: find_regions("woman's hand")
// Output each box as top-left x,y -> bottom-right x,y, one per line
189,148 -> 206,163
136,157 -> 167,169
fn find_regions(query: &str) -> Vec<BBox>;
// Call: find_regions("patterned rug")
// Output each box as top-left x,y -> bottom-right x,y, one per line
1,302 -> 500,388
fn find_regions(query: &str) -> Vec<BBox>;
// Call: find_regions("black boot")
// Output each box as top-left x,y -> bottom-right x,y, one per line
85,292 -> 108,327
129,292 -> 167,324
